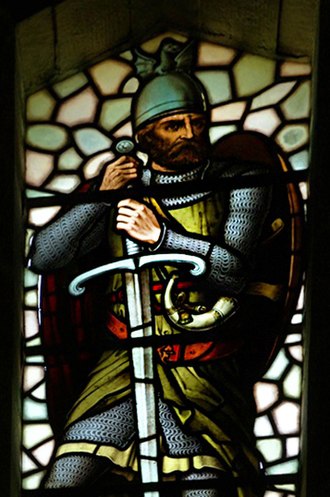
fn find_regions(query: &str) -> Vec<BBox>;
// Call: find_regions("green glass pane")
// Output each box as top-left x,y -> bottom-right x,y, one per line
209,124 -> 237,143
22,472 -> 45,490
89,58 -> 133,95
263,349 -> 290,381
288,149 -> 309,171
283,366 -> 302,399
276,124 -> 309,153
254,415 -> 274,437
25,355 -> 45,364
24,268 -> 39,287
195,70 -> 231,105
58,147 -> 83,171
53,73 -> 88,98
120,50 -> 133,61
122,77 -> 139,93
99,97 -> 132,131
26,89 -> 56,121
26,336 -> 42,347
251,82 -> 296,110
266,458 -> 299,475
45,174 -> 81,193
26,124 -> 69,151
281,81 -> 311,119
73,128 -> 112,155
25,189 -> 55,198
233,54 -> 276,97
257,438 -> 283,462
57,88 -> 98,126
23,398 -> 48,421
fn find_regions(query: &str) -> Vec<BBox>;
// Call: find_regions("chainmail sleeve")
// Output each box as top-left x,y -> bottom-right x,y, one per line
159,163 -> 272,294
29,203 -> 108,273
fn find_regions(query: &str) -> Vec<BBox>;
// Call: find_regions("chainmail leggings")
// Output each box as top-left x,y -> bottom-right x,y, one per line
44,456 -> 227,496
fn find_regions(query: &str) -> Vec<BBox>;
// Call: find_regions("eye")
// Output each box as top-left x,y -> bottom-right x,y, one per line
192,118 -> 206,129
164,122 -> 180,132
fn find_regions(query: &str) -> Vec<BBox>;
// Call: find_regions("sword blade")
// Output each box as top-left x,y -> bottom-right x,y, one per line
125,267 -> 160,497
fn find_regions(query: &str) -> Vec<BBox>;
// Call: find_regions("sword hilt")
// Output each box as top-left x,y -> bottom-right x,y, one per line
68,253 -> 206,296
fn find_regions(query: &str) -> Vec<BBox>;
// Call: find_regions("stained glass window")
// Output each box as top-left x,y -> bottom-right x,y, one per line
23,32 -> 309,497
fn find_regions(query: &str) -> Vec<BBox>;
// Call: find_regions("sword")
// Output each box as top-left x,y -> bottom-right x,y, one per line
69,250 -> 206,497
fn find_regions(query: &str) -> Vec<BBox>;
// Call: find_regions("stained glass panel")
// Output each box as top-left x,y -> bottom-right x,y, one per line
23,33 -> 309,497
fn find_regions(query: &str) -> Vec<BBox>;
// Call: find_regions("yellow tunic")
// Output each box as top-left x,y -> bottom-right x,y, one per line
55,192 -> 263,496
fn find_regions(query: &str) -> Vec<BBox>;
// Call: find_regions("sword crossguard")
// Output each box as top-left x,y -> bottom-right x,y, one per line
68,253 -> 206,296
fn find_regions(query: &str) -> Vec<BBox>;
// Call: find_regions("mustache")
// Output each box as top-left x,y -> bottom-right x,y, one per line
168,139 -> 203,157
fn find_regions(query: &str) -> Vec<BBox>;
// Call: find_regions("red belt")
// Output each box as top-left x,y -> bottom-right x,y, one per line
106,311 -> 242,365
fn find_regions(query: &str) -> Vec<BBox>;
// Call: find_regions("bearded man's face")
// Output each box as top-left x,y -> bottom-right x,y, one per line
137,113 -> 210,170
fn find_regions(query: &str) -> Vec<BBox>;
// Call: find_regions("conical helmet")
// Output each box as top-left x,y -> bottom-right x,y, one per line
132,71 -> 208,132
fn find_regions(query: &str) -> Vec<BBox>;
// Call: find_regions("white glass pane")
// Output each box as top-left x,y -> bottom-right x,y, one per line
32,440 -> 55,466
28,206 -> 61,227
83,151 -> 114,180
211,101 -> 246,122
254,382 -> 279,412
24,310 -> 39,339
244,108 -> 281,135
273,402 -> 300,434
23,365 -> 45,392
23,424 -> 53,449
25,151 -> 54,186
57,88 -> 98,126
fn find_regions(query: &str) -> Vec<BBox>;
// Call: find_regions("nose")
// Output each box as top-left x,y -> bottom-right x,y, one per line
182,117 -> 194,139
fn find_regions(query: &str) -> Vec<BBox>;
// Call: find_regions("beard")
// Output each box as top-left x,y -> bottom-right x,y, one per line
138,128 -> 210,170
